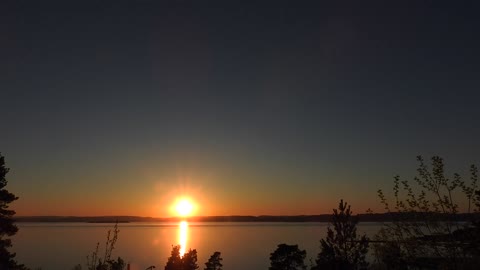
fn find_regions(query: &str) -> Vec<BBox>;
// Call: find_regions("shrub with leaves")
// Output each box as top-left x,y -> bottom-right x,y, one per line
375,156 -> 480,269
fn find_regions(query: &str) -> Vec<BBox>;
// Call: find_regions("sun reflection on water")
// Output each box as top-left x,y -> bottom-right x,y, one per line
178,221 -> 188,256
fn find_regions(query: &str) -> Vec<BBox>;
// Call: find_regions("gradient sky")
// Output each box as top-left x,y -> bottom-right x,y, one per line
1,1 -> 480,217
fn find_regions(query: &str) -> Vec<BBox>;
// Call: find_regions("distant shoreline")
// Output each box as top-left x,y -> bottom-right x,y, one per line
14,213 -> 477,223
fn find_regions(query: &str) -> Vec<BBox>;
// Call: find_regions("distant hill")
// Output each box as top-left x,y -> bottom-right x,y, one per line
14,213 -> 477,223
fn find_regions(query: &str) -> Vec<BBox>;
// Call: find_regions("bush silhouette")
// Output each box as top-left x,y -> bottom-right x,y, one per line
269,244 -> 306,270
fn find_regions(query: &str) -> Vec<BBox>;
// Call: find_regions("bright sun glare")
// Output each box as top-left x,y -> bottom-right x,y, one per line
175,198 -> 194,217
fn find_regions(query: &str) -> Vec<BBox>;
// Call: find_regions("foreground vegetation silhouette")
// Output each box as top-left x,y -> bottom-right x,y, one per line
312,200 -> 369,270
164,246 -> 223,270
269,244 -> 306,270
164,245 -> 199,270
86,222 -> 124,270
0,153 -> 26,270
270,156 -> 480,270
374,156 -> 480,269
204,251 -> 222,270
74,234 -> 223,270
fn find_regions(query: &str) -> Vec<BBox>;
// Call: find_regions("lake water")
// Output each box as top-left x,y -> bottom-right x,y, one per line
12,222 -> 383,270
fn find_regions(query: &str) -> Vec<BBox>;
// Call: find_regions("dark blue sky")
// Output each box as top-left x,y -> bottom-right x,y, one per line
1,1 -> 480,216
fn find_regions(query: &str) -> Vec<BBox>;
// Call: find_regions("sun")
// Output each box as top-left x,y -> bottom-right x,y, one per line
175,198 -> 194,217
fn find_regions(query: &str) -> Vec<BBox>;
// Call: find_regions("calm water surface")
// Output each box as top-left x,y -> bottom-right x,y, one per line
13,222 -> 383,270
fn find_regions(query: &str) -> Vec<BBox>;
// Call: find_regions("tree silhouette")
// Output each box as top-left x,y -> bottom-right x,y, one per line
182,249 -> 199,270
204,252 -> 222,270
312,200 -> 369,270
165,245 -> 198,270
269,244 -> 306,270
0,153 -> 25,269
165,246 -> 183,270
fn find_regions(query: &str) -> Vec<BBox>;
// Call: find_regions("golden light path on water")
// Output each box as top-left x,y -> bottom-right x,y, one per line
178,221 -> 188,256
